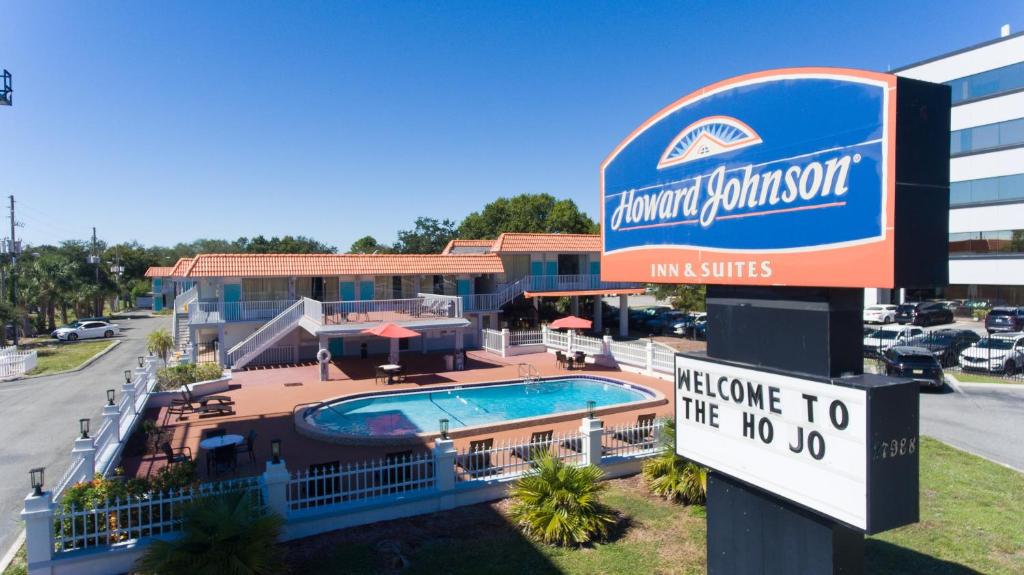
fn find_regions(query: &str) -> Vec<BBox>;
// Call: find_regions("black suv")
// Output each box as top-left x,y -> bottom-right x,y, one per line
895,302 -> 953,326
984,307 -> 1024,334
906,328 -> 981,366
880,346 -> 945,389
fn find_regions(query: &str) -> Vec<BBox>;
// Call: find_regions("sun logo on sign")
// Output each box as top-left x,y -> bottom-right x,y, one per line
657,116 -> 763,169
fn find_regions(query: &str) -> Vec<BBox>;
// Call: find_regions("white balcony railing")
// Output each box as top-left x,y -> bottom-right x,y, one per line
321,294 -> 462,325
189,299 -> 299,324
525,274 -> 641,293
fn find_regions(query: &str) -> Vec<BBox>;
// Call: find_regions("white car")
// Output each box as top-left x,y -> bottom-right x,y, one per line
958,332 -> 1024,375
863,326 -> 923,356
52,321 -> 120,342
863,304 -> 897,324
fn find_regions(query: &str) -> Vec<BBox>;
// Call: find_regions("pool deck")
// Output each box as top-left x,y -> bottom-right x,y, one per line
123,350 -> 675,482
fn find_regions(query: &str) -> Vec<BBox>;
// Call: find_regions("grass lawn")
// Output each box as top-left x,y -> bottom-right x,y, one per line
23,340 -> 115,376
1,546 -> 25,575
285,437 -> 1023,575
950,371 -> 1022,385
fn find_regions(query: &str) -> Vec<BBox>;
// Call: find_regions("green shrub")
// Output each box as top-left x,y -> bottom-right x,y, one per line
507,453 -> 617,546
642,418 -> 708,505
156,363 -> 223,391
135,491 -> 284,575
972,308 -> 991,321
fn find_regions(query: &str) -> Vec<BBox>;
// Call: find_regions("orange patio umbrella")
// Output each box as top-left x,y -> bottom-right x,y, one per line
362,322 -> 421,364
549,315 -> 593,330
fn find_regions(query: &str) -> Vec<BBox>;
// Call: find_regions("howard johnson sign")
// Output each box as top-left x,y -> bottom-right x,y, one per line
600,68 -> 949,288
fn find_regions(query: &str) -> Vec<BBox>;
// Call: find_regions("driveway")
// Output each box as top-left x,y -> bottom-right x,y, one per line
921,383 -> 1024,472
0,313 -> 167,559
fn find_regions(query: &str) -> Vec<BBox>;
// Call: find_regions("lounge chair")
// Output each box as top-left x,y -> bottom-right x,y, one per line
513,430 -> 553,462
456,438 -> 501,478
160,442 -> 192,464
612,413 -> 658,446
183,387 -> 233,407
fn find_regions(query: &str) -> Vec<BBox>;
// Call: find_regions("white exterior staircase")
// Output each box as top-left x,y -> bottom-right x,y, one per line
226,298 -> 320,370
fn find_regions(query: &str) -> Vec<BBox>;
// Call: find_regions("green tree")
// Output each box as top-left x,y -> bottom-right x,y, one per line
135,491 -> 284,575
393,217 -> 458,254
147,328 -> 175,363
348,235 -> 392,254
458,193 -> 598,239
507,452 -> 617,546
651,284 -> 706,311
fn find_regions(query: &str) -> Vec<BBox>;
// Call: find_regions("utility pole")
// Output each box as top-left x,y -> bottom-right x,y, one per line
7,195 -> 18,345
91,227 -> 101,317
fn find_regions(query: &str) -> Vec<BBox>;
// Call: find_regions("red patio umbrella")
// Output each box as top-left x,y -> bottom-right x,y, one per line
549,315 -> 593,330
362,322 -> 421,364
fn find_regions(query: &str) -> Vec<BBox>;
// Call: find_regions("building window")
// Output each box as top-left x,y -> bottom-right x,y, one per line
951,173 -> 1024,206
946,61 -> 1024,104
951,117 -> 1024,156
949,229 -> 1024,256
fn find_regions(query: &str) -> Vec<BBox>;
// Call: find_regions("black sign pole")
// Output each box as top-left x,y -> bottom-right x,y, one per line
703,286 -> 867,574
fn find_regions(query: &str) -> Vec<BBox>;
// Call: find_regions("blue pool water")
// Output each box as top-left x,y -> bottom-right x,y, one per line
306,377 -> 651,437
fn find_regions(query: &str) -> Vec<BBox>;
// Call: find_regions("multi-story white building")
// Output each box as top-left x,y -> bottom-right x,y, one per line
867,28 -> 1024,308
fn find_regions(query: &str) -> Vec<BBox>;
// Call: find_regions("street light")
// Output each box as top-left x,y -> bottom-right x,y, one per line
124,369 -> 132,384
29,468 -> 43,496
439,418 -> 450,440
79,418 -> 90,439
270,439 -> 281,464
106,389 -> 115,406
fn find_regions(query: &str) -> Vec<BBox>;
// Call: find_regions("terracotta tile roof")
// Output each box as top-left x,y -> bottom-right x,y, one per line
491,233 -> 601,253
441,239 -> 497,254
183,253 -> 505,277
144,266 -> 174,278
169,258 -> 194,277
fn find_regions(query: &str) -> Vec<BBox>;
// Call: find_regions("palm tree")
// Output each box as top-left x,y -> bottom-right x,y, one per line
147,328 -> 174,363
135,491 -> 283,575
642,418 -> 708,505
507,453 -> 617,546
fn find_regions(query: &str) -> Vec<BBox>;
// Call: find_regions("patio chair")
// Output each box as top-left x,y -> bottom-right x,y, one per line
208,445 -> 236,475
160,442 -> 192,464
166,398 -> 194,421
612,413 -> 658,446
183,387 -> 234,407
393,366 -> 406,383
235,429 -> 257,465
513,430 -> 554,462
374,366 -> 387,385
456,438 -> 501,479
554,351 -> 567,369
573,351 -> 586,369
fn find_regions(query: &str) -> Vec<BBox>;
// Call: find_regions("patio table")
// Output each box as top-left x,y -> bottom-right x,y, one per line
379,364 -> 401,384
199,434 -> 244,450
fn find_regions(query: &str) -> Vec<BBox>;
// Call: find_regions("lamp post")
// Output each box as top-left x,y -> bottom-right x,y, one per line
137,356 -> 144,368
270,439 -> 281,464
124,369 -> 132,384
439,418 -> 449,440
29,467 -> 43,496
79,418 -> 90,439
587,400 -> 596,419
106,389 -> 115,406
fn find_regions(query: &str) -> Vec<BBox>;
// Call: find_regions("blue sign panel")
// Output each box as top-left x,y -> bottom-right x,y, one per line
601,68 -> 898,287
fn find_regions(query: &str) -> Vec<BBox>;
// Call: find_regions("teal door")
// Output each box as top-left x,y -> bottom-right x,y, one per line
152,279 -> 163,311
359,280 -> 374,300
340,282 -> 355,301
545,261 -> 558,289
457,279 -> 472,312
531,261 -> 543,276
223,283 -> 241,321
328,338 -> 344,357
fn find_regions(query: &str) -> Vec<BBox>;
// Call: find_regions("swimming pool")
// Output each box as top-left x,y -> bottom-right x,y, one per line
296,376 -> 662,445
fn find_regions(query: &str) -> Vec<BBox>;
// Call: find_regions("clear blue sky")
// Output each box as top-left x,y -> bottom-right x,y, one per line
1,1 -> 1021,250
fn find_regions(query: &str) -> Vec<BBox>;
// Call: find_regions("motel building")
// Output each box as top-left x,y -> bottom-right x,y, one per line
867,27 -> 1024,307
146,233 -> 644,369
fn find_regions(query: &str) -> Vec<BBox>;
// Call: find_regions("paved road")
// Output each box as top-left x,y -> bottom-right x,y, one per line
921,383 -> 1024,471
0,313 -> 166,558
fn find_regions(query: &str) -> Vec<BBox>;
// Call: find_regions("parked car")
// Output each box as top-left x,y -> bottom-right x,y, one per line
894,302 -> 954,326
629,306 -> 671,329
863,304 -> 898,324
984,307 -> 1024,334
672,312 -> 707,336
863,326 -> 924,356
906,328 -> 981,366
645,310 -> 690,335
959,332 -> 1024,376
693,317 -> 708,340
880,346 -> 945,389
51,320 -> 120,341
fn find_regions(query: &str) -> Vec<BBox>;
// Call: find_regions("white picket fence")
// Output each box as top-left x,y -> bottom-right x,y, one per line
510,329 -> 543,346
24,417 -> 665,574
0,345 -> 37,378
481,328 -> 504,355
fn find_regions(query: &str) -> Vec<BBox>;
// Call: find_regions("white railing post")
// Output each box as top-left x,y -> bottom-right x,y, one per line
21,490 -> 54,574
102,403 -> 121,444
433,438 -> 457,494
541,324 -> 550,347
602,334 -> 613,357
579,416 -> 603,467
72,436 -> 97,479
262,459 -> 290,518
122,379 -> 137,417
645,340 -> 655,374
567,329 -> 576,354
500,328 -> 510,357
